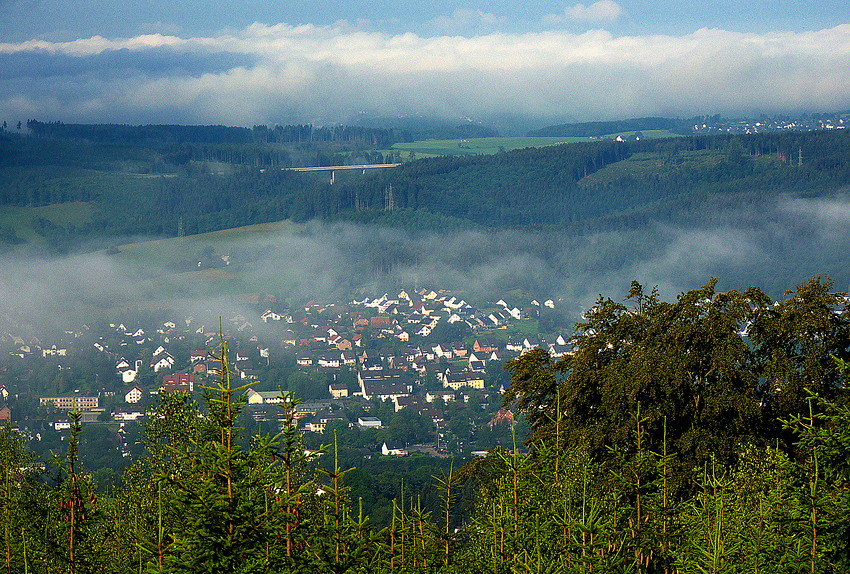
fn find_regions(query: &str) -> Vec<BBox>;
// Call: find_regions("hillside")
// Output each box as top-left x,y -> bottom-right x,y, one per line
2,127 -> 850,255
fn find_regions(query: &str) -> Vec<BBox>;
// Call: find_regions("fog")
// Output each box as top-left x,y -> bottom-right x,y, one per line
2,192 -> 850,333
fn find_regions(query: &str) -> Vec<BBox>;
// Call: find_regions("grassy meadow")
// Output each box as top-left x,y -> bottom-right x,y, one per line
382,130 -> 680,159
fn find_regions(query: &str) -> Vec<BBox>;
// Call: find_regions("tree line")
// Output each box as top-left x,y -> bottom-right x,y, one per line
527,116 -> 692,137
24,120 -> 404,148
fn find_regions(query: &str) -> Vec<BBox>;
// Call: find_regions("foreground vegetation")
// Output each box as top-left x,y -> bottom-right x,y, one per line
2,276 -> 850,572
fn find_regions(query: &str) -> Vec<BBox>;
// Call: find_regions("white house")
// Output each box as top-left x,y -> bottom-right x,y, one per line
124,386 -> 143,404
357,417 -> 382,429
261,309 -> 282,322
317,354 -> 341,369
151,352 -> 175,373
121,367 -> 138,384
425,390 -> 456,403
114,409 -> 145,422
381,441 -> 407,456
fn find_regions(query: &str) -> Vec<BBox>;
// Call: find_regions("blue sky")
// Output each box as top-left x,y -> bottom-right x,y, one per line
1,0 -> 849,127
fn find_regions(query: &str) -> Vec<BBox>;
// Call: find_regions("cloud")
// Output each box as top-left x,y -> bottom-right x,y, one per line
543,0 -> 624,25
0,47 -> 255,81
1,23 -> 850,125
428,8 -> 507,33
780,194 -> 850,227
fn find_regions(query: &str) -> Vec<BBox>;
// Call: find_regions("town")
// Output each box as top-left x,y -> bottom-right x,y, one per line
0,286 -> 570,472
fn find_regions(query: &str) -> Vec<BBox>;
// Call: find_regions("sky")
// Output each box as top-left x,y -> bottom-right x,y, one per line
2,0 -> 850,127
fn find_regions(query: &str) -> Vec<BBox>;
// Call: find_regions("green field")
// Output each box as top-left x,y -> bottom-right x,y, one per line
110,219 -> 301,275
0,202 -> 94,245
386,136 -> 573,158
381,130 -> 679,159
103,220 -> 305,301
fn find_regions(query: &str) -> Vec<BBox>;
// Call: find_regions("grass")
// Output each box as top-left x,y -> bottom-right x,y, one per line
463,319 -> 543,348
98,220 -> 306,303
386,137 -> 576,158
110,219 -> 302,278
379,131 -> 681,160
576,149 -> 721,186
0,202 -> 95,244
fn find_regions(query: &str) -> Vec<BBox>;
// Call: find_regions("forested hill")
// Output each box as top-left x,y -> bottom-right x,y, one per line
527,116 -> 692,137
2,126 -> 850,251
333,130 -> 850,228
24,120 -> 406,147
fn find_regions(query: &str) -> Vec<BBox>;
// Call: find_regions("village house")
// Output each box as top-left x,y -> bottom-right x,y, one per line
304,412 -> 348,434
113,407 -> 145,422
40,396 -> 100,411
42,345 -> 68,357
116,357 -> 142,384
261,309 -> 283,322
443,369 -> 485,391
245,388 -> 286,405
124,385 -> 143,404
381,441 -> 408,456
317,353 -> 341,369
160,373 -> 194,394
425,389 -> 456,403
329,382 -> 349,399
357,416 -> 382,429
296,352 -> 313,367
341,350 -> 357,366
150,348 -> 176,373
281,329 -> 297,346
388,395 -> 412,412
473,338 -> 499,354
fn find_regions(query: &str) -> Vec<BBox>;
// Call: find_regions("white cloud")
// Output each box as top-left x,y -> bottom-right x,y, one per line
2,23 -> 850,124
544,0 -> 623,25
428,8 -> 507,33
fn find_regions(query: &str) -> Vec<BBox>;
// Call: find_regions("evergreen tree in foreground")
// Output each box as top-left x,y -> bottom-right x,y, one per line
0,277 -> 849,572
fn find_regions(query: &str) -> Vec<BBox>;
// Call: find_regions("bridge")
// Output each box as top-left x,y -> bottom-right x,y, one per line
285,163 -> 402,172
284,163 -> 401,184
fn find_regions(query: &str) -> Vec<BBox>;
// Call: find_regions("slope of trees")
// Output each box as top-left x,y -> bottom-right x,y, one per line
527,116 -> 691,137
3,127 -> 850,254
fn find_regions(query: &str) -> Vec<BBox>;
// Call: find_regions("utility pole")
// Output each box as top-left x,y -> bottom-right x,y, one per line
385,184 -> 394,211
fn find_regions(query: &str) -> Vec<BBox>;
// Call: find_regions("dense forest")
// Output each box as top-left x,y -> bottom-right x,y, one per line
3,126 -> 850,254
24,120 -> 407,148
527,116 -> 693,137
1,276 -> 850,572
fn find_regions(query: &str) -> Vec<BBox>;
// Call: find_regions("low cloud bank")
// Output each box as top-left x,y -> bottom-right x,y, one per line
2,24 -> 850,125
